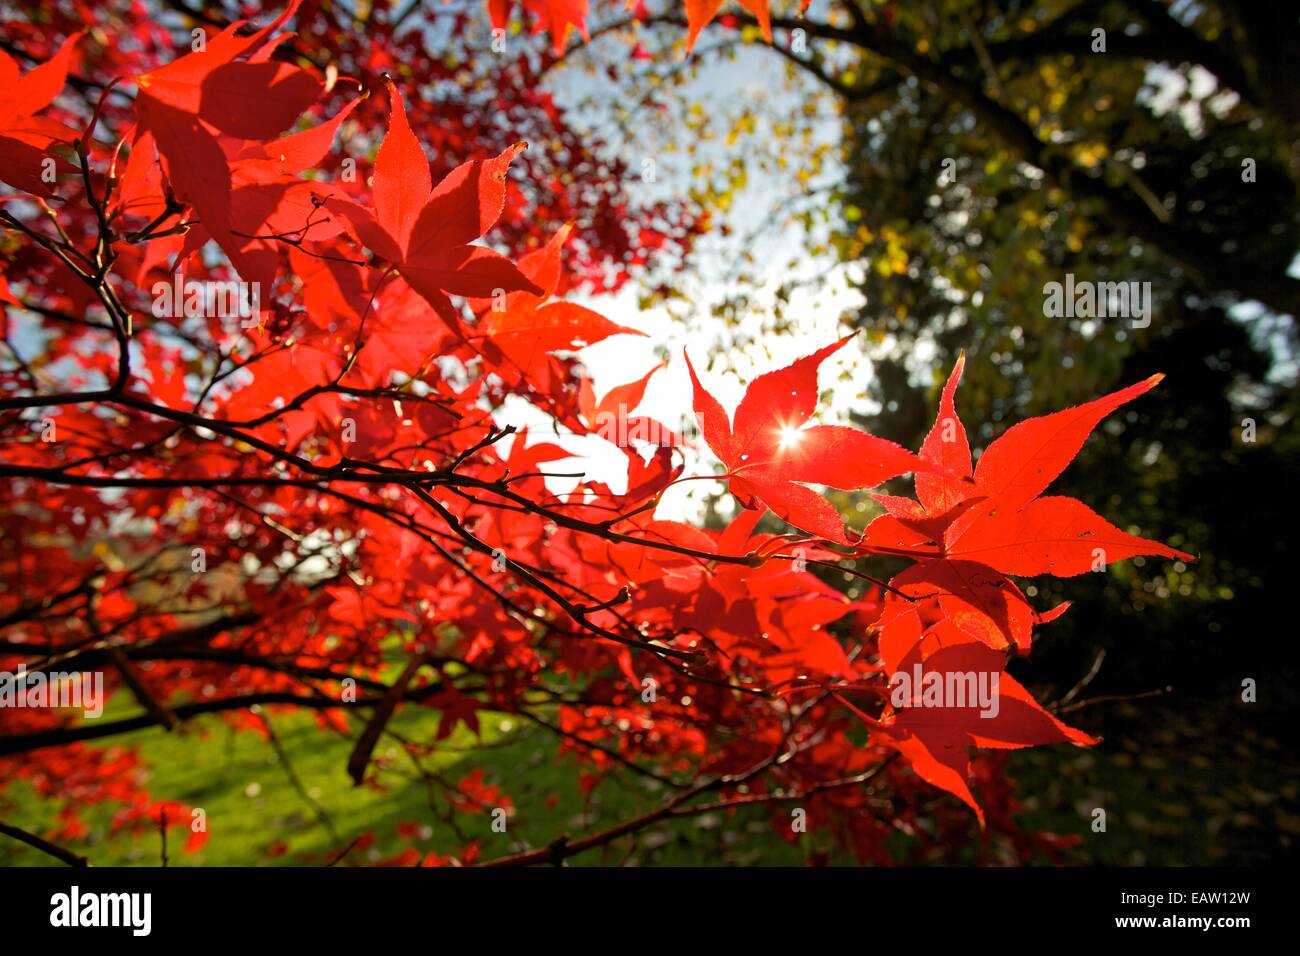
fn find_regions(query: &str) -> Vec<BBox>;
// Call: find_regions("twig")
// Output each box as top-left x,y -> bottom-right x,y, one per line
0,820 -> 90,867
1054,686 -> 1173,715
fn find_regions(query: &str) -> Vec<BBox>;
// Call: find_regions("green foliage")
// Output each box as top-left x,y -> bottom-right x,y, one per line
823,0 -> 1298,720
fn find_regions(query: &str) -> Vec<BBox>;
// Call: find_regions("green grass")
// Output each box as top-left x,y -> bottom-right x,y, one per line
0,703 -> 815,867
4,698 -> 1291,866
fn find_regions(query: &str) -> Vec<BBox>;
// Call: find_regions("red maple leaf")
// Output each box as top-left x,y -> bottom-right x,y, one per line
684,0 -> 772,51
328,81 -> 543,325
686,337 -> 929,544
864,354 -> 1194,662
845,634 -> 1098,825
133,1 -> 320,286
0,33 -> 81,197
470,223 -> 645,378
489,0 -> 591,55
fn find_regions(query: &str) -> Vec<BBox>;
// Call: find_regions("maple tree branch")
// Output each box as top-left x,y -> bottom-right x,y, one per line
1053,685 -> 1173,715
0,819 -> 91,867
0,691 -> 406,756
478,740 -> 895,867
412,486 -> 700,663
515,709 -> 685,788
106,646 -> 180,731
347,652 -> 430,785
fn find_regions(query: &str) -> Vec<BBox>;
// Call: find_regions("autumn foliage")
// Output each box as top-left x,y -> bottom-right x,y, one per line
0,1 -> 1193,865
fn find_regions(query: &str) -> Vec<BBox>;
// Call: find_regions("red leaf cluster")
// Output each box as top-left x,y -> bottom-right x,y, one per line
0,2 -> 1191,864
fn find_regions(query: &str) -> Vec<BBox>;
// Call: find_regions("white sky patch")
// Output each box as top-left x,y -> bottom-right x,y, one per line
1140,63 -> 1240,138
492,266 -> 872,521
